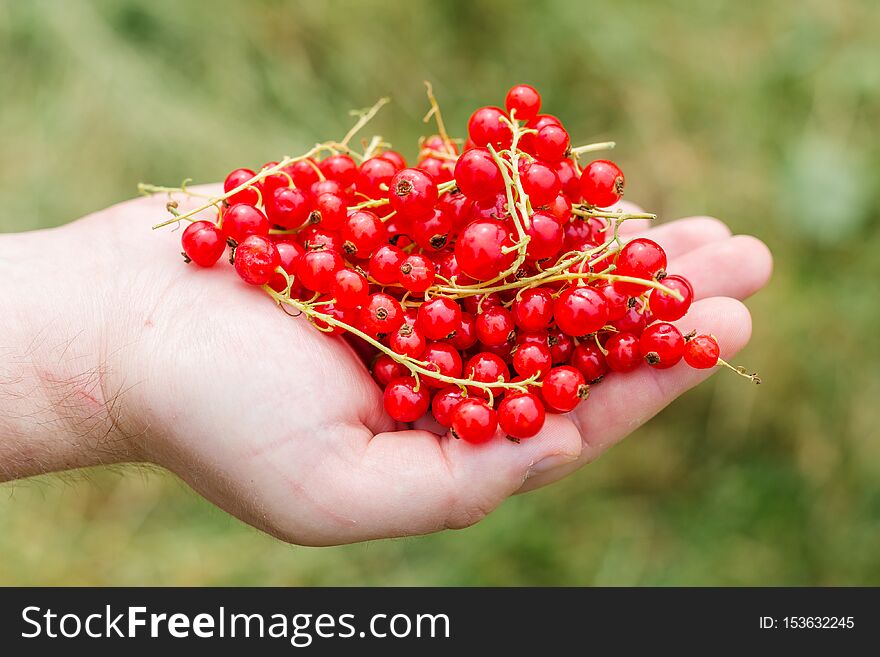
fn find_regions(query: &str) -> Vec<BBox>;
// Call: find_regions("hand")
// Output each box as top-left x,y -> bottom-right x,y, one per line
0,190 -> 771,545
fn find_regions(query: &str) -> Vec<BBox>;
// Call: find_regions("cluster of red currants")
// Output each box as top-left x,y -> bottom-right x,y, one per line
167,84 -> 747,445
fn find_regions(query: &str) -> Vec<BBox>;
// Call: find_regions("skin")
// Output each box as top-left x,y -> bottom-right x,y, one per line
0,188 -> 772,546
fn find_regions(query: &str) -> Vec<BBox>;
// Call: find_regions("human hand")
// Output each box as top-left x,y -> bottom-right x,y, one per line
0,190 -> 771,545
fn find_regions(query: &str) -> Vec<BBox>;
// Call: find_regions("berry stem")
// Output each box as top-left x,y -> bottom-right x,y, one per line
570,141 -> 616,156
717,358 -> 762,384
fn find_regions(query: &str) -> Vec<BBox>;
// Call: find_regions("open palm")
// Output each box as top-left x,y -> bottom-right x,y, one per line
99,189 -> 771,546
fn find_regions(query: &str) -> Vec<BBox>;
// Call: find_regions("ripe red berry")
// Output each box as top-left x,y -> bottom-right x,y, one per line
285,159 -> 322,190
555,158 -> 581,201
221,203 -> 270,244
311,295 -> 358,335
640,322 -> 685,369
512,288 -> 554,331
233,235 -> 280,286
369,244 -> 406,285
268,241 -> 305,292
548,193 -> 573,224
571,342 -> 609,383
521,114 -> 562,153
360,293 -> 405,338
451,398 -> 498,443
431,386 -> 465,428
416,156 -> 454,184
417,297 -> 462,340
298,226 -> 340,253
412,209 -> 453,251
181,221 -> 225,267
454,220 -> 516,280
611,305 -> 649,335
580,159 -> 625,208
379,150 -> 406,170
422,341 -> 463,388
604,332 -> 641,372
311,179 -> 343,197
462,291 -> 503,316
684,334 -> 720,369
356,157 -> 397,198
454,148 -> 505,202
319,154 -> 358,188
342,210 -> 387,259
383,376 -> 431,422
389,168 -> 438,218
223,168 -> 260,206
331,268 -> 369,308
372,355 -> 408,387
467,106 -> 512,150
310,192 -> 347,230
512,342 -> 553,379
475,306 -> 515,346
520,161 -> 561,207
597,282 -> 629,321
505,84 -> 541,122
259,161 -> 291,197
554,287 -> 609,336
547,328 -> 574,363
389,323 -> 427,358
498,392 -> 545,439
525,211 -> 564,261
649,274 -> 694,321
542,366 -> 589,413
265,186 -> 311,229
614,238 -> 668,296
448,311 -> 477,350
398,253 -> 435,294
534,124 -> 570,162
463,352 -> 509,397
298,249 -> 344,293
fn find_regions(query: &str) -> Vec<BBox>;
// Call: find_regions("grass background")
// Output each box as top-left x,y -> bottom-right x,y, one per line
1,0 -> 879,585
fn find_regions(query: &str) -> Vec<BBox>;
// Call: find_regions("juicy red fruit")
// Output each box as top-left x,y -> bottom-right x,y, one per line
384,376 -> 431,422
233,235 -> 280,286
181,221 -> 225,267
498,392 -> 545,439
451,398 -> 498,443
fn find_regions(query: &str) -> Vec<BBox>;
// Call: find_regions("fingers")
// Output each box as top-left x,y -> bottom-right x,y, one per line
519,295 -> 753,493
286,415 -> 582,545
634,216 -> 732,259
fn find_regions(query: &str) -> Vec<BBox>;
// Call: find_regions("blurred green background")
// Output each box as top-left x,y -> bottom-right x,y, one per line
2,0 -> 879,585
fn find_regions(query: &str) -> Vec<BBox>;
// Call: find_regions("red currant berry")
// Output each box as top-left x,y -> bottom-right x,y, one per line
265,186 -> 312,229
554,287 -> 609,337
319,154 -> 358,188
416,156 -> 454,184
422,341 -> 463,388
412,209 -> 453,251
468,106 -> 512,150
454,148 -> 505,202
513,342 -> 552,379
475,306 -> 515,346
223,168 -> 260,206
555,159 -> 581,201
597,282 -> 629,321
498,392 -> 545,439
181,220 -> 225,267
331,268 -> 369,309
534,124 -> 570,162
448,311 -> 477,350
373,355 -> 408,387
342,210 -> 386,259
640,322 -> 685,369
389,168 -> 438,218
285,159 -> 322,190
356,156 -> 397,198
268,241 -> 304,292
547,328 -> 574,363
462,292 -> 503,316
605,332 -> 641,372
521,114 -> 561,153
684,334 -> 720,369
260,161 -> 291,197
526,211 -> 564,261
312,294 -> 358,335
310,192 -> 347,230
611,305 -> 649,335
512,288 -> 554,331
516,329 -> 549,347
614,238 -> 668,296
360,293 -> 405,338
505,84 -> 541,122
298,249 -> 344,293
379,150 -> 406,170
454,220 -> 516,281
398,253 -> 435,294
369,244 -> 406,285
649,274 -> 694,321
298,225 -> 341,253
389,323 -> 427,359
520,161 -> 561,207
383,376 -> 431,422
463,352 -> 509,397
431,386 -> 465,428
451,398 -> 498,443
580,159 -> 625,208
233,235 -> 280,286
437,192 -> 473,231
541,366 -> 589,413
571,342 -> 609,383
417,296 -> 462,341
548,193 -> 573,224
311,179 -> 343,197
221,203 -> 270,244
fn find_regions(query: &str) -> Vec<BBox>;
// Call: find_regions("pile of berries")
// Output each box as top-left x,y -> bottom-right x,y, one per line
153,84 -> 757,444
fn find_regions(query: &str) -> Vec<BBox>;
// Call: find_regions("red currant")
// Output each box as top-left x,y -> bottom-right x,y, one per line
342,210 -> 386,259
505,84 -> 541,122
604,332 -> 641,372
614,238 -> 667,296
389,323 -> 427,359
331,268 -> 369,309
547,328 -> 574,363
525,211 -> 564,261
649,274 -> 694,321
310,192 -> 347,230
513,342 -> 552,379
319,154 -> 358,188
548,193 -> 573,224
417,297 -> 461,340
534,124 -> 569,162
555,159 -> 581,201
512,288 -> 554,331
431,386 -> 465,428
265,186 -> 312,229
571,342 -> 609,383
298,249 -> 344,293
223,168 -> 260,206
451,398 -> 498,443
412,209 -> 453,251
221,203 -> 270,244
684,334 -> 720,369
542,366 -> 589,413
389,168 -> 438,218
580,159 -> 625,208
233,234 -> 280,286
398,253 -> 435,294
285,159 -> 322,190
498,392 -> 545,439
360,293 -> 405,338
463,352 -> 509,397
454,148 -> 504,202
181,221 -> 225,267
369,244 -> 406,285
422,341 -> 463,388
447,311 -> 477,350
475,306 -> 515,346
373,355 -> 408,387
467,106 -> 512,150
640,322 -> 685,369
379,150 -> 407,170
520,161 -> 561,207
454,220 -> 516,280
356,157 -> 397,199
383,376 -> 431,422
554,287 -> 609,336
268,240 -> 304,292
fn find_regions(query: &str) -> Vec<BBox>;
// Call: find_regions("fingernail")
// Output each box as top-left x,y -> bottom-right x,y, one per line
527,453 -> 578,478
